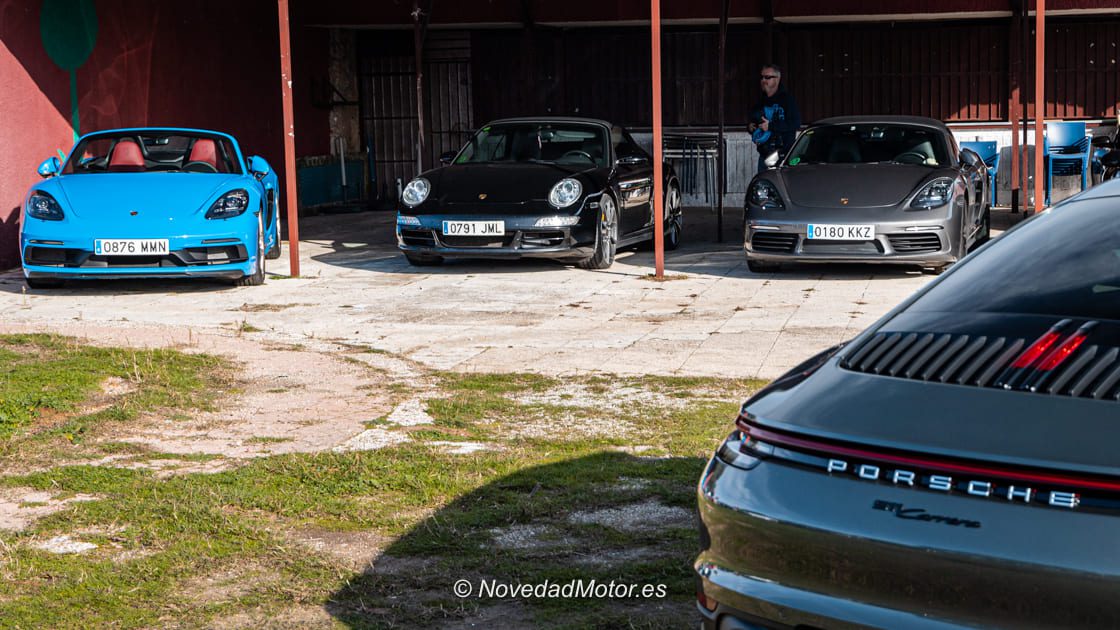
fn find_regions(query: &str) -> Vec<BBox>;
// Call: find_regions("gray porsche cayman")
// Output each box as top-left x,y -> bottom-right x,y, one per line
698,183 -> 1120,628
745,116 -> 991,273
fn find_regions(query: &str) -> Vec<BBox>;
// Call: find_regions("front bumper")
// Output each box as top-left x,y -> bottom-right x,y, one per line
20,230 -> 255,280
744,214 -> 957,266
397,214 -> 597,260
695,436 -> 1120,629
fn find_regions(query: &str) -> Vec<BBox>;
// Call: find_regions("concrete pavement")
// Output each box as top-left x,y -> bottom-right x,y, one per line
0,208 -> 1019,380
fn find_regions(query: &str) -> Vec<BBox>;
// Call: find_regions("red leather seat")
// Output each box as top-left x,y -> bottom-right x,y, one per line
188,138 -> 218,169
108,139 -> 145,172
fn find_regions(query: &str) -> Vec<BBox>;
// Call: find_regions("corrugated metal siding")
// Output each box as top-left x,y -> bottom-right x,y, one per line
1047,22 -> 1120,119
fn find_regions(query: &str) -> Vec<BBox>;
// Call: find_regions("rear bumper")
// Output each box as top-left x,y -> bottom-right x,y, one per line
695,445 -> 1120,628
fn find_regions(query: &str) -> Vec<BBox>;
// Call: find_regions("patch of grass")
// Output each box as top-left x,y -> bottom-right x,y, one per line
0,348 -> 762,628
243,436 -> 293,445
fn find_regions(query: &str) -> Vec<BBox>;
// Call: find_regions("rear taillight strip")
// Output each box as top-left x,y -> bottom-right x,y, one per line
738,418 -> 1120,493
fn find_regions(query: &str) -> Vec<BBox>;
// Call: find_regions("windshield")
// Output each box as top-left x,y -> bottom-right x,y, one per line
785,123 -> 951,167
62,132 -> 243,175
454,123 -> 609,168
909,201 -> 1120,321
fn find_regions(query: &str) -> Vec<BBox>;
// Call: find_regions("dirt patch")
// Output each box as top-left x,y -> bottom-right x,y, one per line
489,409 -> 637,441
489,523 -> 574,552
568,500 -> 693,533
384,398 -> 436,426
31,534 -> 98,554
0,322 -> 418,466
181,559 -> 284,606
207,605 -> 337,630
288,527 -> 390,572
0,488 -> 100,532
513,384 -> 695,415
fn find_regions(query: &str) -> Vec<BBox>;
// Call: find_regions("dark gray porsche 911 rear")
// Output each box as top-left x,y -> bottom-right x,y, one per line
698,187 -> 1120,628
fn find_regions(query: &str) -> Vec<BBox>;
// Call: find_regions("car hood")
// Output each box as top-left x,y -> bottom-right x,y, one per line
50,173 -> 245,220
778,164 -> 946,208
746,311 -> 1120,477
429,163 -> 598,204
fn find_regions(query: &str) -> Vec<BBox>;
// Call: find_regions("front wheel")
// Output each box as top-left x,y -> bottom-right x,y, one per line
747,258 -> 780,273
664,184 -> 683,251
236,215 -> 266,286
265,199 -> 282,260
404,251 -> 443,266
578,193 -> 618,270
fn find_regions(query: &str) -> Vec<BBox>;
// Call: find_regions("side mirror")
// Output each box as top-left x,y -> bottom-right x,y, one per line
38,156 -> 61,178
248,155 -> 271,179
439,151 -> 457,165
959,149 -> 981,167
1092,135 -> 1114,148
616,155 -> 648,166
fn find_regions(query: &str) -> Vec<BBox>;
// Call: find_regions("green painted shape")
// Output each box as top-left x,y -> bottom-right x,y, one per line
40,0 -> 98,71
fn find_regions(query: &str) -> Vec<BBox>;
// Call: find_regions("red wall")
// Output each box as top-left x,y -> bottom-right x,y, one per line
0,0 -> 329,270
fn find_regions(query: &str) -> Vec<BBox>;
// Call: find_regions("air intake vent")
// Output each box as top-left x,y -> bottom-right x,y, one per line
888,233 -> 942,253
751,233 -> 797,253
840,327 -> 1120,401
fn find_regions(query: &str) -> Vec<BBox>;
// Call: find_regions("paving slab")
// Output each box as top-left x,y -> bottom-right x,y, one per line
0,208 -> 1022,380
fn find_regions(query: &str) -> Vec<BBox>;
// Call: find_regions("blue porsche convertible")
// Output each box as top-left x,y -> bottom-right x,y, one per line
20,128 -> 281,288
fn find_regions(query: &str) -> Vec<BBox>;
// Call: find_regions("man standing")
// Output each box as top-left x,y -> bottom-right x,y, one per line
748,64 -> 801,173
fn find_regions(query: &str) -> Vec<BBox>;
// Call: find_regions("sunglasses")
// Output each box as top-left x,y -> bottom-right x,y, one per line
760,75 -> 779,80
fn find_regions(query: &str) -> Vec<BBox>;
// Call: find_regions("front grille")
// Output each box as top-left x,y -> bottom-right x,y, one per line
520,231 -> 565,247
841,328 -> 1120,401
24,247 -> 84,266
440,234 -> 512,248
751,232 -> 798,253
83,255 -> 183,268
888,233 -> 942,253
801,239 -> 883,255
400,229 -> 436,247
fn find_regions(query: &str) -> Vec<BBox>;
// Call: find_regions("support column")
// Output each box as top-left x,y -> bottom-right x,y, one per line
277,0 -> 300,277
1009,7 -> 1021,212
717,0 -> 729,243
1034,0 -> 1045,214
651,0 -> 664,278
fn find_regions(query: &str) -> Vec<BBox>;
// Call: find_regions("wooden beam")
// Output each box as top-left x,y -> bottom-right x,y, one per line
651,0 -> 664,278
412,1 -> 432,174
277,0 -> 300,277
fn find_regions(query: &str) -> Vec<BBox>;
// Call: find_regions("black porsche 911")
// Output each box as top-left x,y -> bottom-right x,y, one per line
396,117 -> 682,268
697,182 -> 1120,628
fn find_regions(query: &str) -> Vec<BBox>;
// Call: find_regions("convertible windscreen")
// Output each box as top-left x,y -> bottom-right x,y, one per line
63,133 -> 242,174
786,123 -> 951,167
455,123 -> 609,168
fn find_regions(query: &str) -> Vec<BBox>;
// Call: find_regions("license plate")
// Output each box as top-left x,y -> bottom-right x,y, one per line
806,224 -> 875,240
94,239 -> 170,256
442,221 -> 504,236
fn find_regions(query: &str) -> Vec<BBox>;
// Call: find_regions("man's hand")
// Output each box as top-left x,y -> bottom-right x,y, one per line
758,117 -> 770,132
747,122 -> 757,132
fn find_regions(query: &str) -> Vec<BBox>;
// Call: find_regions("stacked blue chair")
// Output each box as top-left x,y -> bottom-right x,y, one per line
960,140 -> 999,207
1045,121 -> 1090,205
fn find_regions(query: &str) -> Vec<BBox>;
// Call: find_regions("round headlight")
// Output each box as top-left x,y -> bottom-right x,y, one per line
402,177 -> 430,207
548,178 -> 583,209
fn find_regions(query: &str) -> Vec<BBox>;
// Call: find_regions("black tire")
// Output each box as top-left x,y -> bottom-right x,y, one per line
922,265 -> 948,275
404,251 -> 444,266
747,259 -> 780,273
236,215 -> 266,286
26,277 -> 64,289
664,184 -> 683,251
578,193 -> 618,270
976,206 -> 991,246
265,201 -> 282,259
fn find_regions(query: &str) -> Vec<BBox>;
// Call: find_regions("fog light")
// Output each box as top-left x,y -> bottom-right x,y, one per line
397,215 -> 422,227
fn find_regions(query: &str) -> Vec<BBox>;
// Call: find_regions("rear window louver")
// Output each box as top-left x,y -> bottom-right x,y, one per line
839,324 -> 1120,401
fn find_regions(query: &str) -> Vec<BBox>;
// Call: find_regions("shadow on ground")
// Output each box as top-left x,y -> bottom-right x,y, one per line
327,451 -> 706,629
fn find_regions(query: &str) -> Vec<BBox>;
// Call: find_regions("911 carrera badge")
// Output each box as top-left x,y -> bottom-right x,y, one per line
872,499 -> 981,528
827,459 -> 1081,509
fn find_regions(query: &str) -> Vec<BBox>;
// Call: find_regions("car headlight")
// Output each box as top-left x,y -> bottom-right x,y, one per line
26,192 -> 64,221
747,179 -> 784,209
910,178 -> 956,209
397,214 -> 422,227
205,189 -> 250,219
533,215 -> 581,227
548,178 -> 583,209
402,178 -> 430,207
